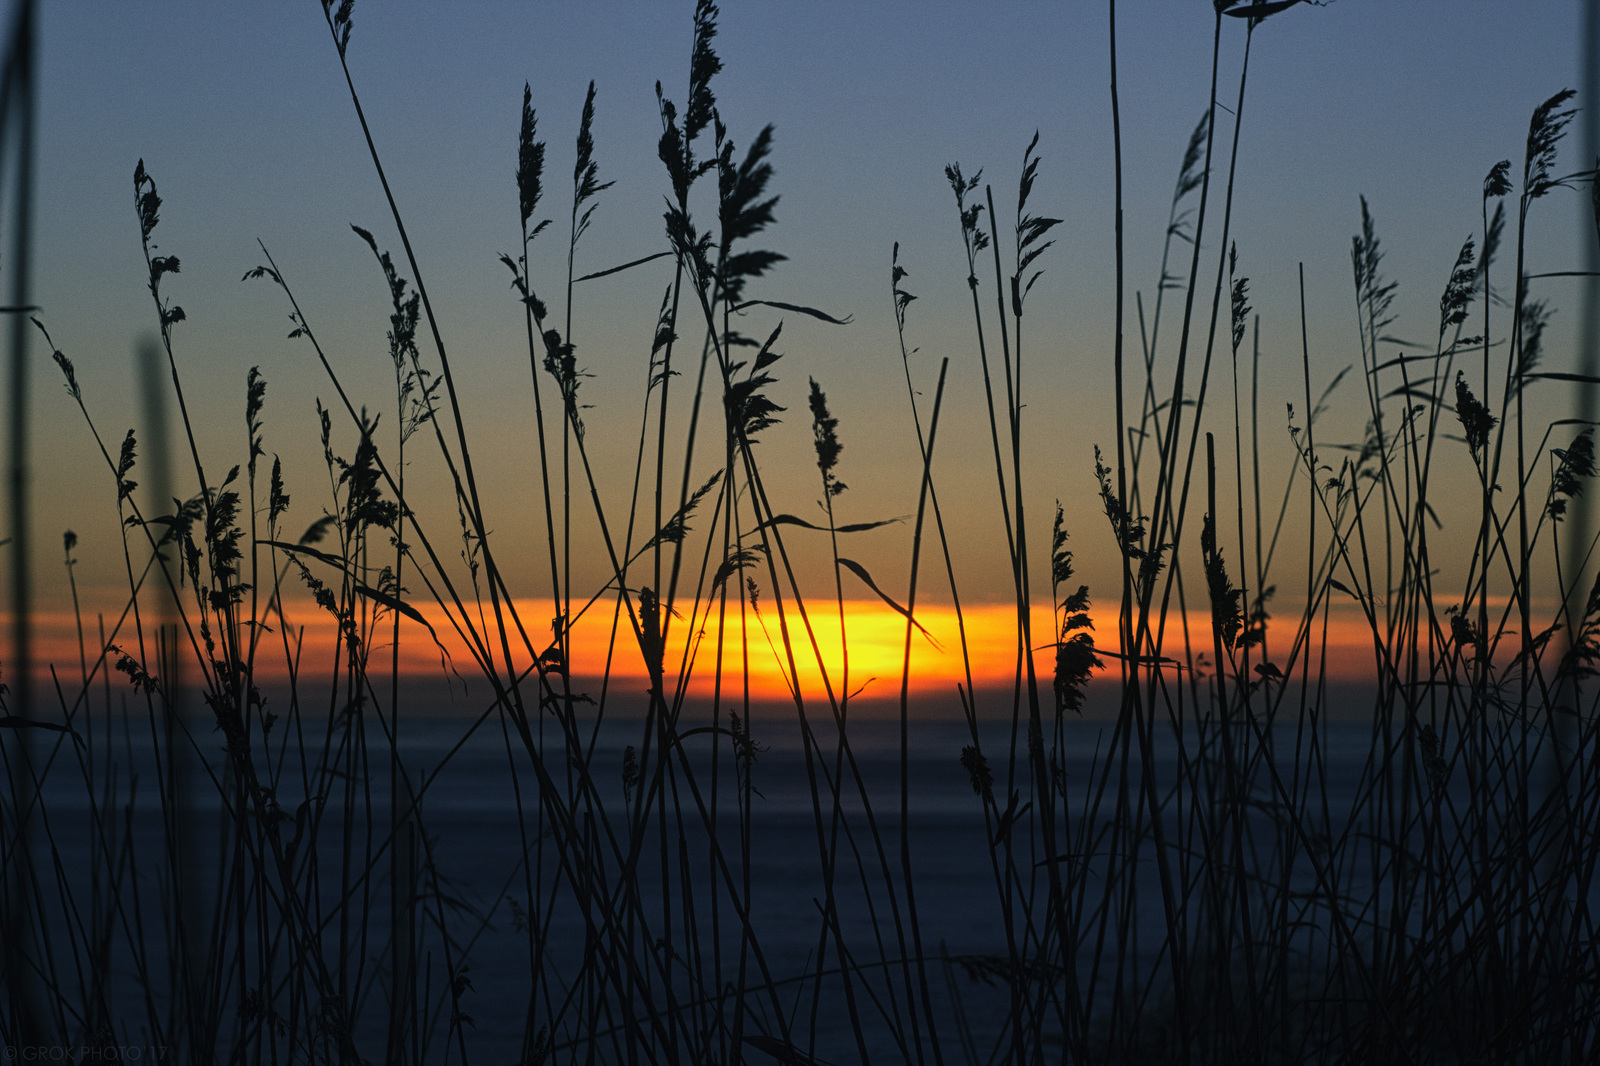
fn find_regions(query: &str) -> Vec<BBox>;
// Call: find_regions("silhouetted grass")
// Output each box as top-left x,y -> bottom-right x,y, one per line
4,1 -> 1600,1063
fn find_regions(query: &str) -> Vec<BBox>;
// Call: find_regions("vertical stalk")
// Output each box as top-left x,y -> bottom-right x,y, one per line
2,0 -> 38,1042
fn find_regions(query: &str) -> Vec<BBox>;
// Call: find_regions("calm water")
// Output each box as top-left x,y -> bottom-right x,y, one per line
21,704 -> 1543,1062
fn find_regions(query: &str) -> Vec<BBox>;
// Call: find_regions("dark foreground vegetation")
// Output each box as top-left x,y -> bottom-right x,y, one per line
4,1 -> 1600,1062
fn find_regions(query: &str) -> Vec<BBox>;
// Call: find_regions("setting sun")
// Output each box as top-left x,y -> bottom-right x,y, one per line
5,1 -> 1596,1060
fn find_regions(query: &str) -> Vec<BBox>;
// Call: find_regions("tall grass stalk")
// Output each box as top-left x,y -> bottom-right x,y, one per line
7,2 -> 1600,1063
0,0 -> 38,1044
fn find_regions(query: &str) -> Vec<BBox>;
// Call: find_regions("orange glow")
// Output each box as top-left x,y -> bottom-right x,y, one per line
14,594 -> 1447,708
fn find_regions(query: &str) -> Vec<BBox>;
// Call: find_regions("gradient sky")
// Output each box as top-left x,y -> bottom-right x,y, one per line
8,1 -> 1594,694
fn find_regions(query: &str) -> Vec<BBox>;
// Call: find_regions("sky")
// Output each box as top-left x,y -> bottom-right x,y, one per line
6,1 -> 1595,699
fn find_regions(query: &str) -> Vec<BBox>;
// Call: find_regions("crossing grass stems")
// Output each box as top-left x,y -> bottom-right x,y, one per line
3,0 -> 1600,1062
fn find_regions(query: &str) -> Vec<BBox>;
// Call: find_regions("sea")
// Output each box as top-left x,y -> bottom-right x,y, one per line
16,692 -> 1572,1063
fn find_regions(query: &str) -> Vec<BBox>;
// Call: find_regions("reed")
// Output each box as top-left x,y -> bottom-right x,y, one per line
3,1 -> 1598,1063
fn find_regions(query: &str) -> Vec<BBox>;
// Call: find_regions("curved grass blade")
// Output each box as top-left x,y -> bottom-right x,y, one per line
749,514 -> 902,536
574,250 -> 673,283
837,557 -> 939,648
729,298 -> 853,325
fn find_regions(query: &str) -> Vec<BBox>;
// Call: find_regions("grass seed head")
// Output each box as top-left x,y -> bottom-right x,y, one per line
1201,511 -> 1245,652
807,379 -> 846,496
572,81 -> 615,247
1484,159 -> 1513,199
518,84 -> 548,234
1229,243 -> 1250,354
322,0 -> 353,58
1524,88 -> 1578,199
960,744 -> 994,804
1548,430 -> 1595,520
1438,237 -> 1477,336
1453,372 -> 1496,457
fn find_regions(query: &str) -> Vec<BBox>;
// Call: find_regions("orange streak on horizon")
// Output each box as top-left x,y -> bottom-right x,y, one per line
16,595 -> 1413,706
